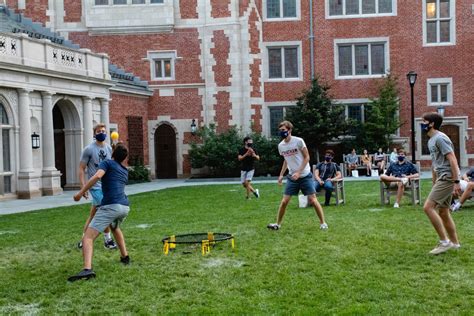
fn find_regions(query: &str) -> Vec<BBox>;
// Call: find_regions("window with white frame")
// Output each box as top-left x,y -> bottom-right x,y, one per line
265,0 -> 298,19
327,0 -> 394,17
427,78 -> 452,106
0,102 -> 12,195
335,38 -> 389,78
267,46 -> 300,80
95,0 -> 163,5
269,106 -> 293,137
148,51 -> 175,81
424,0 -> 455,45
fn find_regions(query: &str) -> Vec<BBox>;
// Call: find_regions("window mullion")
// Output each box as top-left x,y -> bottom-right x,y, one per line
437,84 -> 441,103
367,44 -> 372,75
280,0 -> 283,18
375,0 -> 379,14
343,0 -> 346,15
351,45 -> 355,76
281,48 -> 285,79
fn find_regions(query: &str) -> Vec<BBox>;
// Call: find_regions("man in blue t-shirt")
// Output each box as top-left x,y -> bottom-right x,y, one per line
380,149 -> 419,208
69,143 -> 130,282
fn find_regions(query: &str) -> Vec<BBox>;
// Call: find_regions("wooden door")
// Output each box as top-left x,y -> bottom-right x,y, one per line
440,125 -> 460,163
154,124 -> 177,179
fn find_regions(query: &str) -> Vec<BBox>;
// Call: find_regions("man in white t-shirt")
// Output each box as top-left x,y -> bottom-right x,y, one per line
267,121 -> 328,230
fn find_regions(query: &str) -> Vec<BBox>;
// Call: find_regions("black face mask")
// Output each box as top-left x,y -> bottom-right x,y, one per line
247,143 -> 253,148
325,156 -> 332,162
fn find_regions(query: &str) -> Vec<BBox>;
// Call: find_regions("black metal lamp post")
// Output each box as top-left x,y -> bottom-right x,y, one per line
406,71 -> 417,164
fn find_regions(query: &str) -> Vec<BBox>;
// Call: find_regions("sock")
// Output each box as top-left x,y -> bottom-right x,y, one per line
440,239 -> 450,245
104,232 -> 112,241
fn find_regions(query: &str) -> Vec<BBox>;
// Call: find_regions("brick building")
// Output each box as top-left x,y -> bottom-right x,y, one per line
1,0 -> 473,200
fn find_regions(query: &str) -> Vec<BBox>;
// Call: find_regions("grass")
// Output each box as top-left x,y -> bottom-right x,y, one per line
1,179 -> 474,314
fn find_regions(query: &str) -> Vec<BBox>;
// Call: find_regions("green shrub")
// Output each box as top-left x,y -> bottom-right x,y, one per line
128,156 -> 151,184
189,124 -> 283,177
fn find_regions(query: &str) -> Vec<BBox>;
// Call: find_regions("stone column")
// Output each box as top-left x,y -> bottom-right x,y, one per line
41,91 -> 62,196
17,88 -> 41,198
18,89 -> 33,173
83,96 -> 93,146
100,98 -> 110,132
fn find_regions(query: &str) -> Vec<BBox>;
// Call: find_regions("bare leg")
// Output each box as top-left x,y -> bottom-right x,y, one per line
83,206 -> 97,234
276,195 -> 291,225
111,226 -> 128,258
308,194 -> 325,224
82,227 -> 100,269
396,182 -> 405,204
438,207 -> 459,244
459,183 -> 474,204
423,200 -> 448,241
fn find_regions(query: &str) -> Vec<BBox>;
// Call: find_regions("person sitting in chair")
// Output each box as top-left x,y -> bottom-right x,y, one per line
451,166 -> 474,212
380,149 -> 419,208
361,149 -> 372,177
346,148 -> 359,176
314,150 -> 342,206
373,148 -> 386,175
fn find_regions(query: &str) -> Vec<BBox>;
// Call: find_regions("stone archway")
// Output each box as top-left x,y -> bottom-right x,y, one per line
53,98 -> 82,189
154,124 -> 177,179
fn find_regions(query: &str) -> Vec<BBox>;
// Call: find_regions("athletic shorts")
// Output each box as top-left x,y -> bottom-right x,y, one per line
387,182 -> 409,189
284,173 -> 316,196
427,177 -> 454,209
89,188 -> 103,207
241,170 -> 255,183
89,204 -> 130,233
460,180 -> 468,192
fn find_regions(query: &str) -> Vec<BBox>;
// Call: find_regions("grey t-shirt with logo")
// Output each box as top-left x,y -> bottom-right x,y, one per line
80,142 -> 113,189
428,131 -> 455,179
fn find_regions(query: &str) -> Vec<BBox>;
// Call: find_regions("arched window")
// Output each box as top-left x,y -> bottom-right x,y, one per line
0,102 -> 12,194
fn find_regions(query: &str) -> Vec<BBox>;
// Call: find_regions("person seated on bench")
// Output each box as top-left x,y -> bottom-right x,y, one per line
361,149 -> 372,177
380,149 -> 419,208
314,149 -> 342,206
346,148 -> 359,176
451,166 -> 474,212
389,147 -> 398,164
373,148 -> 386,175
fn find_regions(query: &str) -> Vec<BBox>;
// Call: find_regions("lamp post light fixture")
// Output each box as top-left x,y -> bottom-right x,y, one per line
191,119 -> 197,135
406,71 -> 417,164
437,106 -> 445,117
31,132 -> 40,149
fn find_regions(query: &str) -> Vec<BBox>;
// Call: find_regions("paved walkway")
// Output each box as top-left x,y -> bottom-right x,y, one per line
0,170 -> 435,215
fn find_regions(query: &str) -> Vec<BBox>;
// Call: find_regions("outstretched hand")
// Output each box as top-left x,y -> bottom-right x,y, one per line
73,193 -> 82,202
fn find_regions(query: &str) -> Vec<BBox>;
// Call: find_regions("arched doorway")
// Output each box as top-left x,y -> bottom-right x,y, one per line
53,105 -> 66,187
440,125 -> 460,163
154,124 -> 177,179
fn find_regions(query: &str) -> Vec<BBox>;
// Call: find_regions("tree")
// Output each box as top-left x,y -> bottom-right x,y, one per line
285,78 -> 348,162
362,74 -> 401,152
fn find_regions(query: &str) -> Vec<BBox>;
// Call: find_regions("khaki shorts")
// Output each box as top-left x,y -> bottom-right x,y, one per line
427,178 -> 454,208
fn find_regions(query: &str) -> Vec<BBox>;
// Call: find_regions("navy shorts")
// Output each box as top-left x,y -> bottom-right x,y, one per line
284,173 -> 316,196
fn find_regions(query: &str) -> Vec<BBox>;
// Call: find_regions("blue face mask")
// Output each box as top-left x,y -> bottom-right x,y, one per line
398,155 -> 405,162
279,130 -> 289,139
95,132 -> 106,142
420,123 -> 431,132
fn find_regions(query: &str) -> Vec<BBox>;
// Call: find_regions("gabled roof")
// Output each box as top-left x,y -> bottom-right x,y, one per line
0,5 -> 150,93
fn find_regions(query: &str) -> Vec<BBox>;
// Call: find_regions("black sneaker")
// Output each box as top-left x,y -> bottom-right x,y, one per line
68,269 -> 96,282
104,239 -> 117,250
120,255 -> 130,265
77,241 -> 83,249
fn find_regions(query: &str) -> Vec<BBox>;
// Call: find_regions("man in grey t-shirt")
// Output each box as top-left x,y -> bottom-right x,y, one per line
422,112 -> 461,255
77,123 -> 116,250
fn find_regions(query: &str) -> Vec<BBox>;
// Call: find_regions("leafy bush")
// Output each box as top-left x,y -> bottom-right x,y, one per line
189,124 -> 283,177
128,156 -> 151,184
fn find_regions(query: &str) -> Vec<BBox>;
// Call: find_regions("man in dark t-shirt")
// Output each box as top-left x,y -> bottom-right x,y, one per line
69,143 -> 130,282
314,149 -> 342,206
238,137 -> 260,199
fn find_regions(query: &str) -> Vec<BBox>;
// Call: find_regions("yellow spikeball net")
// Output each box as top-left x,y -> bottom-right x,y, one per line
162,232 -> 235,256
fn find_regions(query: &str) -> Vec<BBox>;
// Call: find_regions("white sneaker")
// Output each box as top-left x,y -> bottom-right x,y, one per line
393,202 -> 400,208
452,243 -> 461,250
320,223 -> 328,230
401,177 -> 409,185
451,201 -> 462,212
267,223 -> 280,230
254,189 -> 260,198
429,241 -> 454,255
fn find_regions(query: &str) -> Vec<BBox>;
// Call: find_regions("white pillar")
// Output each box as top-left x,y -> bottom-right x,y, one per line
18,89 -> 33,173
83,96 -> 93,146
41,91 -> 56,171
100,98 -> 110,132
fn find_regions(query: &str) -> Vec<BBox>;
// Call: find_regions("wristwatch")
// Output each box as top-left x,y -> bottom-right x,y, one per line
454,180 -> 460,184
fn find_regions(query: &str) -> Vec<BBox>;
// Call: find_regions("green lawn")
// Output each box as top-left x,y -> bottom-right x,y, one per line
1,180 -> 474,314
